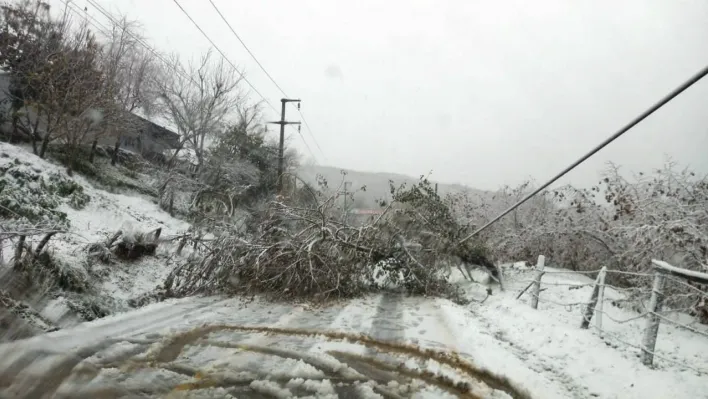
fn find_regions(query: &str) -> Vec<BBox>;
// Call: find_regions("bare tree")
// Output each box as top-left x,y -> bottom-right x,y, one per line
152,49 -> 244,171
98,15 -> 156,165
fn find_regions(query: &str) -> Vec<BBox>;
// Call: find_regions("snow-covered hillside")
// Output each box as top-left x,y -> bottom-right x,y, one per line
1,264 -> 707,398
0,142 -> 190,332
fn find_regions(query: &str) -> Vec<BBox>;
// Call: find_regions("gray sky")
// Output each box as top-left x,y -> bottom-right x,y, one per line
57,0 -> 708,190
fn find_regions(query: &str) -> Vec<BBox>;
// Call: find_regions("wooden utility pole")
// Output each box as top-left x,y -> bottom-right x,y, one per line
268,98 -> 301,194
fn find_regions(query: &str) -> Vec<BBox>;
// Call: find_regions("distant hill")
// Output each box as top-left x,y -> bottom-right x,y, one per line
297,164 -> 494,209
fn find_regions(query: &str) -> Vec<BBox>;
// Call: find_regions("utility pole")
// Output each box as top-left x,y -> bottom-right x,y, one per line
343,181 -> 352,222
268,98 -> 301,195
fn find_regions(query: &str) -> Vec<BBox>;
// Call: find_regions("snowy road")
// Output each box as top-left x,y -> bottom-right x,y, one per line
1,269 -> 708,398
0,294 -> 532,398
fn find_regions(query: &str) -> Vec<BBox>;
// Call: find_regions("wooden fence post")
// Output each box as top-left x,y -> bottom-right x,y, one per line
580,267 -> 607,329
530,255 -> 545,309
595,266 -> 607,336
641,269 -> 666,367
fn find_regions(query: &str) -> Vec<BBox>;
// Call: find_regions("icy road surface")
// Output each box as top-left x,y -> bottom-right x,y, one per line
1,268 -> 707,398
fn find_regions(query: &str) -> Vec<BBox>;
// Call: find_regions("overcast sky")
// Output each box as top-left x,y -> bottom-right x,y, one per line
55,0 -> 708,190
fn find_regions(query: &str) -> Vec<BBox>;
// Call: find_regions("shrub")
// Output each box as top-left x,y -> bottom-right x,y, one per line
0,158 -> 92,226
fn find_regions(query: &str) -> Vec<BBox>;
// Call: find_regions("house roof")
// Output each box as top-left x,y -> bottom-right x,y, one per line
123,112 -> 180,149
138,114 -> 179,143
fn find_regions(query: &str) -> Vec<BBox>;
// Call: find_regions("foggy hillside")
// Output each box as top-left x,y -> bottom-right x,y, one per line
298,164 -> 494,209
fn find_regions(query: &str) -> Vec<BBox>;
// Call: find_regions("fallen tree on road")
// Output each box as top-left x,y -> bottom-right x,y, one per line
165,176 -> 494,303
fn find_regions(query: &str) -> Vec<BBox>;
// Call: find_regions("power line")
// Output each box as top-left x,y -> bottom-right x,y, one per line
59,0 -> 111,36
171,0 -> 317,162
63,0 -> 192,86
207,0 -> 289,98
64,0 -> 318,161
70,0 -> 198,87
207,0 -> 326,161
459,63 -> 708,245
170,0 -> 274,111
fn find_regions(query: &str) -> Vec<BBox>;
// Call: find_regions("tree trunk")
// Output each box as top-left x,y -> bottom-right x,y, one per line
31,115 -> 40,152
35,232 -> 57,256
38,133 -> 51,158
31,132 -> 38,154
65,144 -> 76,176
10,113 -> 18,144
166,143 -> 185,171
89,139 -> 99,163
111,136 -> 121,166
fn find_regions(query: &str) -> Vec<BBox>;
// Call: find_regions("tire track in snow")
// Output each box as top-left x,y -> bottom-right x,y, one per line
368,293 -> 406,348
0,296 -> 227,357
1,295 -> 391,398
178,298 -> 406,398
161,299 -> 368,397
334,293 -> 407,397
0,298 -> 294,397
5,294 -> 502,398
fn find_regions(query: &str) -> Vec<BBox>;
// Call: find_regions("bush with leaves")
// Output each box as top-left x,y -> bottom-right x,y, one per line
456,159 -> 707,319
13,249 -> 90,293
154,109 -> 299,230
0,157 -> 92,230
204,114 -> 297,205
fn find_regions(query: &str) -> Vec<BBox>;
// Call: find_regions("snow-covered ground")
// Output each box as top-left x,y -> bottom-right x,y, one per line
1,265 -> 706,398
2,142 -> 707,398
0,142 -> 190,327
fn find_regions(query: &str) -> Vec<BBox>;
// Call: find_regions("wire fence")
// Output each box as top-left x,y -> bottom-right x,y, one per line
512,256 -> 708,375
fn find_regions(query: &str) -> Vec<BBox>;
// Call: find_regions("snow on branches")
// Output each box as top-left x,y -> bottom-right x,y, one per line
458,159 -> 707,318
165,176 -> 491,303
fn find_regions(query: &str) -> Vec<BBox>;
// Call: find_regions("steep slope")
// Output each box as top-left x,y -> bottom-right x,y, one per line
0,142 -> 190,336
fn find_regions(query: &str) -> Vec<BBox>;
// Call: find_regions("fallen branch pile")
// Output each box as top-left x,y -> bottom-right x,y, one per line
166,177 -> 491,303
